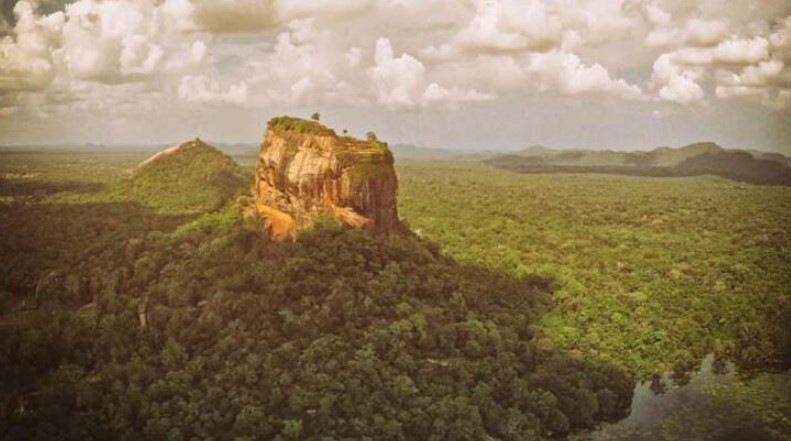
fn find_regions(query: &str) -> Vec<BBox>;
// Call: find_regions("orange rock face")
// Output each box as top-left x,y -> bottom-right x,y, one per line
254,117 -> 399,240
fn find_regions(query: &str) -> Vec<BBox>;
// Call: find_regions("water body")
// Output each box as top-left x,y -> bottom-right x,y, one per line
576,355 -> 791,441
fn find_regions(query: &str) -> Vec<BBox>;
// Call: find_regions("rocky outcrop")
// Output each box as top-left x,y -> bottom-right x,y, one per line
254,117 -> 399,240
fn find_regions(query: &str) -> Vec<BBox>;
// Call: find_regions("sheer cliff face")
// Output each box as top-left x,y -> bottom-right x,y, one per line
254,117 -> 399,240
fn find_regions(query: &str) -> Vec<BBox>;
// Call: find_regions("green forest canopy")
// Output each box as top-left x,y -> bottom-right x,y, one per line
1,152 -> 633,440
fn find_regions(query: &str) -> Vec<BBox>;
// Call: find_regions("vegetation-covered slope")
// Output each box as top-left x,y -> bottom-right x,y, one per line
128,139 -> 248,213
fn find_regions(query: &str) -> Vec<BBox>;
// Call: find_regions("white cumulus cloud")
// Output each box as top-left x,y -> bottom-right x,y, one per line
3,0 -> 791,123
371,37 -> 493,110
455,0 -> 562,53
178,75 -> 248,104
651,52 -> 706,105
528,50 -> 645,99
0,1 -> 62,91
713,36 -> 770,64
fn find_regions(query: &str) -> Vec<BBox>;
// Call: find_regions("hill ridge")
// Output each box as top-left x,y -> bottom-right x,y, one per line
490,142 -> 791,186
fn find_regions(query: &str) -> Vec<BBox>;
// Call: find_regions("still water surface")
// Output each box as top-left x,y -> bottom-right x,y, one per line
577,355 -> 791,441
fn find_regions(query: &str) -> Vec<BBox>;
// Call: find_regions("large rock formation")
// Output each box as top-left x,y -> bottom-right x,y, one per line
254,116 -> 399,240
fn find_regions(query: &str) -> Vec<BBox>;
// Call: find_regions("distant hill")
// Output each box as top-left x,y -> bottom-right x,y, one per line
491,142 -> 791,186
127,139 -> 248,213
651,142 -> 723,166
743,151 -> 791,167
514,142 -> 725,167
675,150 -> 791,186
517,145 -> 557,157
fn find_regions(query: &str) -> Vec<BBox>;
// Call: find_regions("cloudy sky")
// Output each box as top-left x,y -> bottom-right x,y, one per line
1,0 -> 790,153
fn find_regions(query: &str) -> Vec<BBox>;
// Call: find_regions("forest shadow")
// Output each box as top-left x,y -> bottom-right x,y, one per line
0,179 -> 106,199
0,199 -> 196,297
246,225 -> 640,436
0,209 -> 639,440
